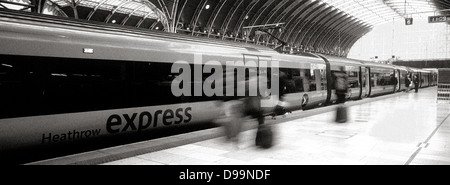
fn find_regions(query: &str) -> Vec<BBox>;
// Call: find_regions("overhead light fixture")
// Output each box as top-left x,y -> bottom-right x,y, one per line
1,63 -> 13,68
205,4 -> 210,10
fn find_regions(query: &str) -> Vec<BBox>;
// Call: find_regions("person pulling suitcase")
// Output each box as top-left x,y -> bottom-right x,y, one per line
334,68 -> 349,123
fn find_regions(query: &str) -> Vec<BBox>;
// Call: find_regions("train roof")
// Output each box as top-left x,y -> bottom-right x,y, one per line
318,54 -> 365,66
0,9 -> 279,61
392,65 -> 410,71
360,61 -> 396,69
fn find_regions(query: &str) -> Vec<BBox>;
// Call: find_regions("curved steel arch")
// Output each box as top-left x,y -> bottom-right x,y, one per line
291,2 -> 328,46
327,21 -> 370,55
205,0 -> 227,36
265,0 -> 305,44
315,14 -> 355,50
340,28 -> 370,56
280,0 -> 311,43
319,16 -> 365,51
190,0 -> 208,35
254,0 -> 292,43
298,5 -> 335,47
246,0 -> 277,35
273,0 -> 308,38
232,0 -> 260,37
104,1 -> 129,23
283,0 -> 321,45
307,9 -> 345,49
220,0 -> 244,39
120,4 -> 146,25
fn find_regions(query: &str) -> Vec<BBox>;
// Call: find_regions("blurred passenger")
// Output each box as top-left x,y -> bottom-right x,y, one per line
270,71 -> 289,118
244,69 -> 264,126
246,70 -> 274,149
391,74 -> 398,90
334,69 -> 348,104
413,75 -> 420,93
215,70 -> 246,148
334,67 -> 348,123
405,76 -> 411,92
222,99 -> 244,145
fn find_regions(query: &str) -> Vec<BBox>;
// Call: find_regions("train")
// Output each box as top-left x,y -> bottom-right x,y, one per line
0,9 -> 437,157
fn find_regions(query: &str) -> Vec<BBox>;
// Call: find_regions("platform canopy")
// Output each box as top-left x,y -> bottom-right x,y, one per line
1,0 -> 449,57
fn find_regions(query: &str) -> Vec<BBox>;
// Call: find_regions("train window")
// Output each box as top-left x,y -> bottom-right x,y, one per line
348,70 -> 360,88
0,56 -> 46,118
280,68 -> 304,94
45,59 -> 134,114
370,68 -> 396,87
318,69 -> 327,91
301,69 -> 315,92
331,69 -> 359,89
0,55 -> 220,119
134,62 -> 182,105
348,71 -> 358,77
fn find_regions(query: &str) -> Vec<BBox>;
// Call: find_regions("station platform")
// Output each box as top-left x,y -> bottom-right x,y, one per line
27,86 -> 450,165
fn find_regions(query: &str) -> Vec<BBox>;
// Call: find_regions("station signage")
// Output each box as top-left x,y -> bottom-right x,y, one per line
405,18 -> 413,25
428,15 -> 450,23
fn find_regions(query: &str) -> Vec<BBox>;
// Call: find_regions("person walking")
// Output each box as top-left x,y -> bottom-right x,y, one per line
413,75 -> 420,93
405,76 -> 411,92
334,68 -> 349,123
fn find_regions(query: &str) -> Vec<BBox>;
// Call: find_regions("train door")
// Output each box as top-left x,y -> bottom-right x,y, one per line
399,70 -> 407,91
419,72 -> 423,87
395,69 -> 401,92
360,66 -> 370,98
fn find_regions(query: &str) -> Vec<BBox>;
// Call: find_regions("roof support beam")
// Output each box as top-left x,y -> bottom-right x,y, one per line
267,0 -> 304,44
245,0 -> 276,39
190,0 -> 208,35
254,0 -> 289,43
233,0 -> 260,40
298,6 -> 335,47
308,10 -> 343,49
220,0 -> 243,39
206,0 -> 227,37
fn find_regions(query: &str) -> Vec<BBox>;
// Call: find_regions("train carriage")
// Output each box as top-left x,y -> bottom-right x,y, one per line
393,65 -> 409,92
319,55 -> 365,102
0,9 -> 283,151
361,61 -> 397,97
0,9 -> 439,157
272,53 -> 328,110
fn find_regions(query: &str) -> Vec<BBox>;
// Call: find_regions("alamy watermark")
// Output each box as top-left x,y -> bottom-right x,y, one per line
170,54 -> 280,107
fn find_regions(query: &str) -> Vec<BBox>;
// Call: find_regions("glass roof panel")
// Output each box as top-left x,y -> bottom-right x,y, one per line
384,0 -> 441,18
321,0 -> 403,26
320,0 -> 444,26
48,0 -> 165,20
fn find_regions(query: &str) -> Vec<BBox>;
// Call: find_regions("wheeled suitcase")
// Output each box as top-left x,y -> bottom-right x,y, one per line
255,124 -> 273,149
335,104 -> 348,123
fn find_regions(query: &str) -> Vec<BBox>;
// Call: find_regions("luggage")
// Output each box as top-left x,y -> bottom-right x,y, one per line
244,96 -> 261,118
222,100 -> 244,141
255,124 -> 273,149
335,104 -> 348,123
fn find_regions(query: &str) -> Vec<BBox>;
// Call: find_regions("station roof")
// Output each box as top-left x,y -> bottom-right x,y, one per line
1,0 -> 449,57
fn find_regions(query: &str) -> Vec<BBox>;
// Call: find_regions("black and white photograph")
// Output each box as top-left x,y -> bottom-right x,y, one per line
1,0 -> 450,178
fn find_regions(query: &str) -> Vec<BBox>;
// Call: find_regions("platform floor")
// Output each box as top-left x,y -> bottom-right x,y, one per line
28,86 -> 450,165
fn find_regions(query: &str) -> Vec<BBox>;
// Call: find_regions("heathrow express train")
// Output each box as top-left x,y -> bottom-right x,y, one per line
0,9 -> 437,154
